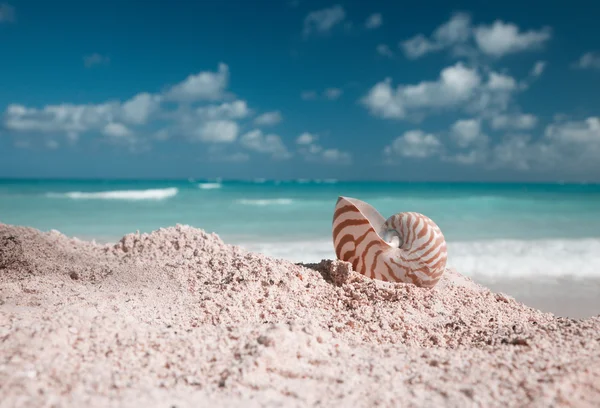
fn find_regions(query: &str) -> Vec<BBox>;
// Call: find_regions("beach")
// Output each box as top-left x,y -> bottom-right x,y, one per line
1,223 -> 599,407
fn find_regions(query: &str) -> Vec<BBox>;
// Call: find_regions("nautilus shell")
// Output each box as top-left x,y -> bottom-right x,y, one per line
332,196 -> 447,288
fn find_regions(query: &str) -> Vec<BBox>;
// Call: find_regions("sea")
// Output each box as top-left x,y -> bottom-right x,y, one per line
2,178 -> 600,288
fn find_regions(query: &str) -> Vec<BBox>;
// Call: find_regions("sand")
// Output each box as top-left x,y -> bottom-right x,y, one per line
1,223 -> 599,407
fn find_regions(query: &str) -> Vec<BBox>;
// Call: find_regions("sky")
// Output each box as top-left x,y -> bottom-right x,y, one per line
0,0 -> 599,182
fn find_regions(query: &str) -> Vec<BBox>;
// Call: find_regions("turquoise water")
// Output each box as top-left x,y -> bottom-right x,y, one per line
2,179 -> 600,278
2,179 -> 600,241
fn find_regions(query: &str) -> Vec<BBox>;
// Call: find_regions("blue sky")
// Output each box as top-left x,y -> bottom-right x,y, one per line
1,0 -> 599,181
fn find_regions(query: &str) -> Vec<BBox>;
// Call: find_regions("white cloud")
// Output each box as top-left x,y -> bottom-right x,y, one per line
365,13 -> 382,29
401,35 -> 440,60
194,120 -> 239,143
323,88 -> 342,100
3,62 -> 299,158
531,61 -> 546,77
196,100 -> 250,120
121,93 -> 161,124
451,118 -> 487,148
474,21 -> 551,57
362,62 -> 482,119
376,44 -> 394,58
296,132 -> 317,145
165,63 -> 229,102
254,111 -> 282,126
303,5 -> 346,37
83,53 -> 110,68
448,149 -> 488,165
400,12 -> 471,59
487,72 -> 517,90
490,113 -> 537,130
491,134 -> 534,170
0,3 -> 15,23
386,130 -> 442,158
240,129 -> 290,159
433,12 -> 472,45
487,118 -> 600,173
572,52 -> 600,70
301,90 -> 318,100
296,132 -> 350,163
321,148 -> 352,163
401,13 -> 551,60
3,102 -> 119,138
545,117 -> 600,144
103,122 -> 133,138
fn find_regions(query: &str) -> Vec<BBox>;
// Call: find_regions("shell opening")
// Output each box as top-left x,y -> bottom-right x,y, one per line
381,229 -> 403,248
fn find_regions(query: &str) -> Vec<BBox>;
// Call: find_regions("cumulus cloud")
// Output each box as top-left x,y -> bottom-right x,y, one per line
303,5 -> 346,37
103,122 -> 133,138
296,132 -> 350,163
450,118 -> 488,148
0,3 -> 15,23
3,102 -> 119,140
193,120 -> 239,143
321,148 -> 352,163
400,12 -> 551,59
2,62 -> 282,155
400,12 -> 472,59
545,117 -> 600,144
572,52 -> 600,70
474,21 -> 551,57
385,130 -> 442,158
121,93 -> 162,124
239,129 -> 290,159
196,100 -> 250,120
254,111 -> 282,126
83,53 -> 110,68
296,132 -> 318,145
165,63 -> 229,102
365,13 -> 382,29
490,113 -> 537,130
487,72 -> 517,90
362,63 -> 485,119
457,117 -> 600,174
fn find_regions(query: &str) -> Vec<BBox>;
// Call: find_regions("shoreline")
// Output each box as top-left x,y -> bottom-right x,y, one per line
1,222 -> 599,407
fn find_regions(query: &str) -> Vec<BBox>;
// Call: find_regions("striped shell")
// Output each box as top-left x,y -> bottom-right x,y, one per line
332,196 -> 447,288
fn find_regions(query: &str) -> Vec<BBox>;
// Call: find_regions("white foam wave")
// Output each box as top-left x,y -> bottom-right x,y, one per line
198,183 -> 222,190
47,187 -> 179,201
236,198 -> 294,206
237,238 -> 600,279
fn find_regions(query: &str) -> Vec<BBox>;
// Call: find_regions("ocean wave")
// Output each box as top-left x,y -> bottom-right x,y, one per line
46,187 -> 179,201
236,198 -> 294,206
236,238 -> 600,279
198,183 -> 222,190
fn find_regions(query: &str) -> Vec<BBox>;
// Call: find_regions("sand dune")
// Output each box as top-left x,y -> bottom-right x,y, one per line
1,223 -> 599,407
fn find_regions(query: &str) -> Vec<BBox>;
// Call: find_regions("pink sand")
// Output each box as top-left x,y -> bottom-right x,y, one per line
1,223 -> 599,407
